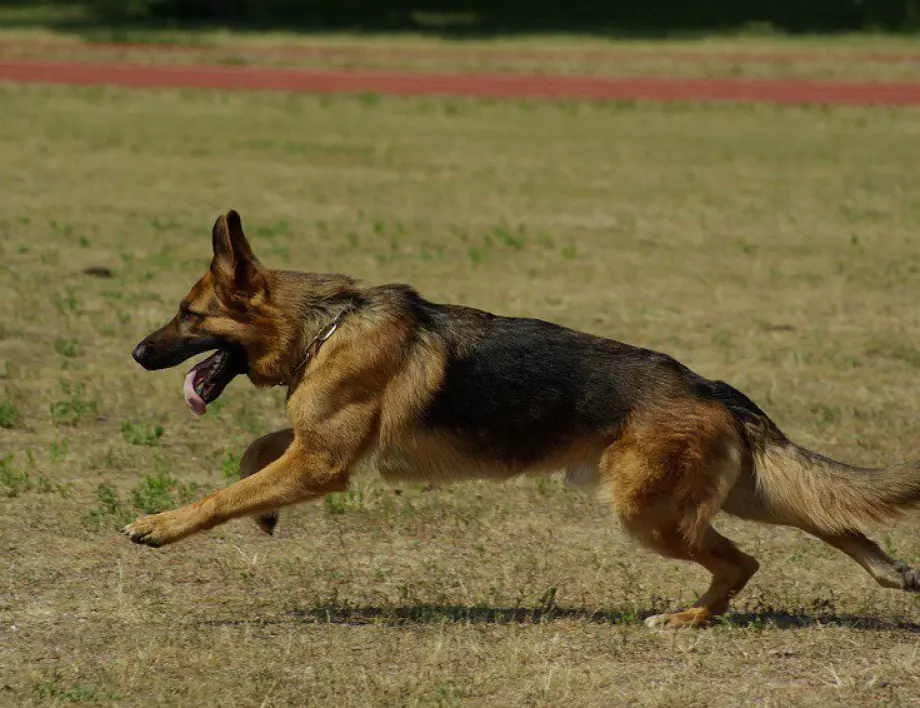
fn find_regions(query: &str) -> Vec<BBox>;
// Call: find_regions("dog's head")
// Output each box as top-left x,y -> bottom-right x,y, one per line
131,210 -> 272,414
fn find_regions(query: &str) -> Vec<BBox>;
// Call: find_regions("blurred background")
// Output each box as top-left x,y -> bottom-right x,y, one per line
4,0 -> 920,32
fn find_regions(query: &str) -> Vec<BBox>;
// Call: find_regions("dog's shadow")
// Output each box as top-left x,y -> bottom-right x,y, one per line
198,602 -> 920,631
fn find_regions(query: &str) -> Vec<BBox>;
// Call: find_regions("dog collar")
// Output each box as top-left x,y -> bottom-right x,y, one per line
288,307 -> 351,392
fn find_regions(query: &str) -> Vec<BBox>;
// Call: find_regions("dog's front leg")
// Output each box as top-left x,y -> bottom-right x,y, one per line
123,441 -> 349,548
239,427 -> 295,535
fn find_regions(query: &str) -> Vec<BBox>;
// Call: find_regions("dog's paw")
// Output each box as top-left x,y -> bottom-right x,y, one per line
254,512 -> 278,536
897,564 -> 920,592
644,610 -> 711,629
644,613 -> 679,629
122,514 -> 177,548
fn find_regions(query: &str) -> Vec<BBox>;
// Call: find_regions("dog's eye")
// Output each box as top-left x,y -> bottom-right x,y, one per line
179,307 -> 197,323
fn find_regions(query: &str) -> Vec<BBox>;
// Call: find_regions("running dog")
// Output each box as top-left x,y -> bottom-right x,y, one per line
127,209 -> 920,628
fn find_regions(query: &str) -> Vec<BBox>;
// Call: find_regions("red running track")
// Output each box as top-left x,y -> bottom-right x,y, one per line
2,59 -> 920,106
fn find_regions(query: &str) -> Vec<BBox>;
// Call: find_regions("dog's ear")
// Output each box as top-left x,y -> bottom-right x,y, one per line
210,210 -> 266,303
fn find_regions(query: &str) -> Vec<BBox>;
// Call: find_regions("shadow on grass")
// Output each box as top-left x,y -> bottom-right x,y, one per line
196,602 -> 920,631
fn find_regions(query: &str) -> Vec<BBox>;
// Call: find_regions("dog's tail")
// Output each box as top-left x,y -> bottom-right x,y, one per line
697,377 -> 920,533
748,431 -> 920,533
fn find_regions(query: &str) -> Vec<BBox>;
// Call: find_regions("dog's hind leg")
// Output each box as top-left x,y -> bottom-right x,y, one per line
629,523 -> 760,628
604,401 -> 758,628
809,530 -> 920,592
240,428 -> 294,535
722,474 -> 920,592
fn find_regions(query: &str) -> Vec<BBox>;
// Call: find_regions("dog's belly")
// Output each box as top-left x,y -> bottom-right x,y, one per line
364,431 -> 602,487
368,434 -> 519,484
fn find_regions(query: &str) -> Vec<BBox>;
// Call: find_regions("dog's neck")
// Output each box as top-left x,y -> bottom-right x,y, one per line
286,305 -> 354,392
254,271 -> 364,389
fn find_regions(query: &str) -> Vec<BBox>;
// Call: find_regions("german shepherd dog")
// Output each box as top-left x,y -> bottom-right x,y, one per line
127,210 -> 920,628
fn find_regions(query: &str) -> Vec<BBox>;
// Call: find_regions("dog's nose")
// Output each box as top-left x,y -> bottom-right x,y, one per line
132,343 -> 150,366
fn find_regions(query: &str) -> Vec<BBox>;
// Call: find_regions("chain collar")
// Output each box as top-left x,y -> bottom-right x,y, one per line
288,307 -> 351,392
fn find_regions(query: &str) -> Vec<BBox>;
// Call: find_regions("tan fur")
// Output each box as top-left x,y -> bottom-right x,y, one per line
603,400 -> 742,548
590,399 -> 758,628
743,443 -> 920,532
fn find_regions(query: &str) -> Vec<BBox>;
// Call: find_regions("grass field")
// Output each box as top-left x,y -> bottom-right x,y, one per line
3,80 -> 920,706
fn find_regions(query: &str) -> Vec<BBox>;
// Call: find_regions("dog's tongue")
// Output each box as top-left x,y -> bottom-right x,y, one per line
183,369 -> 206,416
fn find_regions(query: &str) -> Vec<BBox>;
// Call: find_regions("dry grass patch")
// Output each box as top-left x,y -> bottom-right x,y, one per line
2,84 -> 920,705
